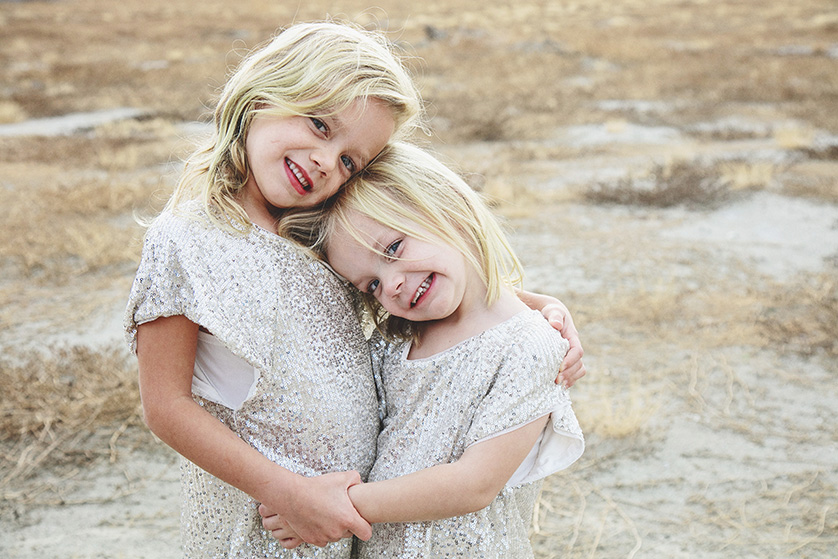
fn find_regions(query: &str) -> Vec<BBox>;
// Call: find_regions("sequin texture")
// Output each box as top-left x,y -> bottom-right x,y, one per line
124,202 -> 379,558
359,309 -> 585,558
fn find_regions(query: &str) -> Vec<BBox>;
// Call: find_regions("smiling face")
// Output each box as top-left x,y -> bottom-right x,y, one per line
239,98 -> 395,229
326,210 -> 488,325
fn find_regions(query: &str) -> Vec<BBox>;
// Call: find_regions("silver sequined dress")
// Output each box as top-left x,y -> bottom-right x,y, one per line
359,309 -> 584,558
124,202 -> 379,558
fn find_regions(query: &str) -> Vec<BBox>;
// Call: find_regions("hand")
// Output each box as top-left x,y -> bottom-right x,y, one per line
541,302 -> 586,388
259,506 -> 305,549
259,470 -> 372,547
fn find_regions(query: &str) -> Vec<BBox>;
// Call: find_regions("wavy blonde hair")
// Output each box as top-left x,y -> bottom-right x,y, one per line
166,20 -> 424,232
280,142 -> 524,340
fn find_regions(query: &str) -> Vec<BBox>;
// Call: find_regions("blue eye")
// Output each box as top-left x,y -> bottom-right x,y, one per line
310,117 -> 327,133
341,154 -> 355,172
385,240 -> 401,258
366,279 -> 380,293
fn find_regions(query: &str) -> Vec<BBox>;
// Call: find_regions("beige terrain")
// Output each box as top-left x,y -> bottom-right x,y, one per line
1,0 -> 836,557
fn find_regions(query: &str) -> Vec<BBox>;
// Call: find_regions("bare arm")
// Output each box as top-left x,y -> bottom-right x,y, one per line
517,290 -> 586,387
348,415 -> 549,523
262,414 -> 549,546
136,315 -> 371,546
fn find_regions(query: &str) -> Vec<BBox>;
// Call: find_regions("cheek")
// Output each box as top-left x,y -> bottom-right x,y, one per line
243,134 -> 263,171
322,178 -> 344,200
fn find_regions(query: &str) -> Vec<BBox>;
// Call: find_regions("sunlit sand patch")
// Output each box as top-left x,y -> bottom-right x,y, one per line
0,108 -> 147,137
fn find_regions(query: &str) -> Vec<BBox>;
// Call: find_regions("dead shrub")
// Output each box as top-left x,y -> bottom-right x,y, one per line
584,159 -> 735,209
0,345 -> 143,496
758,273 -> 838,356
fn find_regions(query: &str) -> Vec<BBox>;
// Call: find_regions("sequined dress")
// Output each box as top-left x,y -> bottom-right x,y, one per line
359,309 -> 585,558
124,202 -> 379,558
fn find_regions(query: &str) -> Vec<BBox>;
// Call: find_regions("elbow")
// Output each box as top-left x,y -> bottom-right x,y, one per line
141,404 -> 160,435
140,397 -> 169,438
461,479 -> 504,514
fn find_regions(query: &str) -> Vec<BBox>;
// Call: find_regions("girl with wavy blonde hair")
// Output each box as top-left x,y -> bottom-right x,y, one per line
126,20 -> 425,558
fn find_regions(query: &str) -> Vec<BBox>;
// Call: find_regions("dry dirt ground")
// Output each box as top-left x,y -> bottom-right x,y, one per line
1,1 -> 837,558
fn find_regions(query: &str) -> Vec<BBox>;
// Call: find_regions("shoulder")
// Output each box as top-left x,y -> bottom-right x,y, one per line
504,310 -> 568,352
146,201 -> 212,240
494,310 -> 569,368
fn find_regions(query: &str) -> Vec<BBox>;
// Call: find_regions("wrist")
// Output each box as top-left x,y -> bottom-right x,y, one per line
251,464 -> 305,515
348,483 -> 376,524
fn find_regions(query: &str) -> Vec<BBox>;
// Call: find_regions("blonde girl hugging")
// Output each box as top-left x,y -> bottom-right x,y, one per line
125,21 -> 422,558
264,142 -> 585,557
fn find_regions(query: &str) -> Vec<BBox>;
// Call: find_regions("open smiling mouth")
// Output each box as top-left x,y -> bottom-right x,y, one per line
411,274 -> 434,307
286,159 -> 311,191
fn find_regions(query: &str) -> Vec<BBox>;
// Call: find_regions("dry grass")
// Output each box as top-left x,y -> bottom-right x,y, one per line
532,468 -> 838,559
688,471 -> 838,556
573,376 -> 659,440
583,159 -> 740,209
0,166 -> 164,280
0,345 -> 144,505
758,272 -> 838,357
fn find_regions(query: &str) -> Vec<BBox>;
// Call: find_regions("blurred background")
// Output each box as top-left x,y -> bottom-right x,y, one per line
1,1 -> 836,557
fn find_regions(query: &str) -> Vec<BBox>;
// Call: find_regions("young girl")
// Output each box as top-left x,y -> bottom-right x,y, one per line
125,21 -> 421,558
124,20 -> 583,559
264,142 -> 585,557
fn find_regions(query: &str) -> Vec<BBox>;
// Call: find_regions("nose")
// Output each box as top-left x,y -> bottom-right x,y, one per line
311,143 -> 340,175
381,271 -> 404,299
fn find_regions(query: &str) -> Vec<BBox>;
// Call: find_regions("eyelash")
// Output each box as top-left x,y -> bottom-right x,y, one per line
365,240 -> 402,294
310,117 -> 327,133
384,240 -> 401,259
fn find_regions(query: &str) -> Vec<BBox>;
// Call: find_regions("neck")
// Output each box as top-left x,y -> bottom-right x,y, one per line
236,188 -> 283,233
408,289 -> 527,360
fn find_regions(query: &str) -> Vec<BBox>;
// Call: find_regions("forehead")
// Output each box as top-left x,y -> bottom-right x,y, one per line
331,213 -> 392,253
332,98 -> 395,168
326,213 -> 390,275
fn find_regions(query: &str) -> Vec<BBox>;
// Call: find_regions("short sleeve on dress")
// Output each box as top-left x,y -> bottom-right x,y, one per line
123,211 -> 202,354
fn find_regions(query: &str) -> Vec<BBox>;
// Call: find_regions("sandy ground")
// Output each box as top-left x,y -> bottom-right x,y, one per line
1,0 -> 837,557
3,120 -> 837,558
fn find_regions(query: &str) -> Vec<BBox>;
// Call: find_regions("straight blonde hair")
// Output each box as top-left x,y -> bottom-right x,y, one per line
281,142 -> 524,340
166,20 -> 424,232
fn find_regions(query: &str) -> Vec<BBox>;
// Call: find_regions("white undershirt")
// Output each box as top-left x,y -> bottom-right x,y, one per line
475,412 -> 582,488
192,331 -> 257,410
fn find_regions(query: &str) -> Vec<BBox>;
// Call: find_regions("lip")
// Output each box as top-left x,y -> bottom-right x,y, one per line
410,274 -> 434,308
284,158 -> 312,195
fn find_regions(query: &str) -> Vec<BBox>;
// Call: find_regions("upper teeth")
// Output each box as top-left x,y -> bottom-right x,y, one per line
412,275 -> 432,306
287,159 -> 310,189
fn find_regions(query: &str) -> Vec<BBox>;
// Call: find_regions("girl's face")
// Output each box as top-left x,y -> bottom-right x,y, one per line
239,98 -> 395,229
326,210 -> 487,325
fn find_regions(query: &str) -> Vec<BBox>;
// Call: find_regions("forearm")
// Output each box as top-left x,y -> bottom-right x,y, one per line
136,316 -> 301,510
349,416 -> 550,524
142,394 -> 300,504
137,315 -> 370,545
348,462 -> 495,524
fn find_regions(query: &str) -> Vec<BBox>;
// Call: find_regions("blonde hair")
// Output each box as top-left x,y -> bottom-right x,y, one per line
282,142 -> 524,340
166,20 -> 423,232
